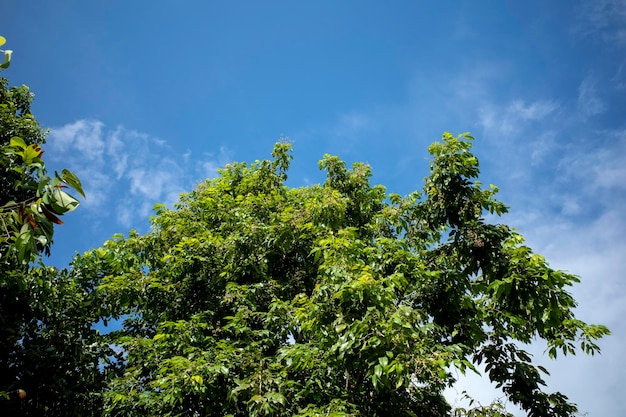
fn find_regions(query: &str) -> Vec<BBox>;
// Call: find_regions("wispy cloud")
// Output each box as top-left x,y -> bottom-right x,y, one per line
47,120 -> 231,228
329,111 -> 378,152
334,111 -> 372,137
575,0 -> 626,46
479,99 -> 559,136
560,129 -> 626,193
193,146 -> 233,179
577,76 -> 607,119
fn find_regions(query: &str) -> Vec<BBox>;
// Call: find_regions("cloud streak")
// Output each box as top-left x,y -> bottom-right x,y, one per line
47,120 -> 231,229
577,76 -> 607,119
479,99 -> 559,137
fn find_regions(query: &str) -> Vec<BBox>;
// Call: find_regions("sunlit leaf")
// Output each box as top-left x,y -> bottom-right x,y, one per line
48,188 -> 80,214
59,169 -> 86,198
9,136 -> 26,149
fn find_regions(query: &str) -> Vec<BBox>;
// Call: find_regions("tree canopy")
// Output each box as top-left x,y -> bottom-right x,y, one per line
72,134 -> 609,416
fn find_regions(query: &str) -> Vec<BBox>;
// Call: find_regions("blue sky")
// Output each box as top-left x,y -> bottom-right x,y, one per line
3,1 -> 625,415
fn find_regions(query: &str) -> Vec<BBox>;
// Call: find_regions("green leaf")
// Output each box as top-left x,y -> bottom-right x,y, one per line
0,49 -> 11,69
374,364 -> 383,378
9,136 -> 26,149
378,356 -> 388,367
59,169 -> 86,198
48,188 -> 80,214
371,373 -> 378,388
21,143 -> 43,163
538,365 -> 550,375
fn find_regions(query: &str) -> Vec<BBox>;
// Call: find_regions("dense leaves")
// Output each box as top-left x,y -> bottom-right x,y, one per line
74,134 -> 609,416
0,265 -> 112,416
1,51 -> 97,416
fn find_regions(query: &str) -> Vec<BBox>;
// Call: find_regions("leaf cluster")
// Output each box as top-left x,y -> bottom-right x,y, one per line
0,265 -> 113,416
0,77 -> 84,264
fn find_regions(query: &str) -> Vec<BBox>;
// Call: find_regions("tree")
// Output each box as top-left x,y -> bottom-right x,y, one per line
74,134 -> 609,416
0,36 -> 106,416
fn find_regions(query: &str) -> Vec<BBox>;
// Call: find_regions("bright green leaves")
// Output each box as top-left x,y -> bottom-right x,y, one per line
58,168 -> 86,198
423,132 -> 508,231
8,135 -> 44,167
1,143 -> 84,262
45,186 -> 80,214
271,139 -> 293,181
76,136 -> 608,417
319,155 -> 386,233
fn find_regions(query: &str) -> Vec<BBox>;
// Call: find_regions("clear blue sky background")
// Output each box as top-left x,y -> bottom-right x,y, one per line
3,1 -> 625,415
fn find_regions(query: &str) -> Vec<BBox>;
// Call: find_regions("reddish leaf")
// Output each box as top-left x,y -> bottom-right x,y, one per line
42,205 -> 64,225
26,214 -> 37,229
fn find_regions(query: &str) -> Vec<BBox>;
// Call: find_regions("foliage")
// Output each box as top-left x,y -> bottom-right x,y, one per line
0,41 -> 98,416
74,134 -> 609,416
0,265 -> 112,416
0,76 -> 85,263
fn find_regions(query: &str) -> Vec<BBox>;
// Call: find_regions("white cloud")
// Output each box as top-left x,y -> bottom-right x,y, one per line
445,60 -> 509,103
47,119 -> 104,154
612,59 -> 626,89
445,367 -> 524,417
128,169 -> 166,200
474,98 -> 562,184
47,120 -> 232,229
504,137 -> 624,416
508,204 -> 626,416
446,180 -> 625,416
